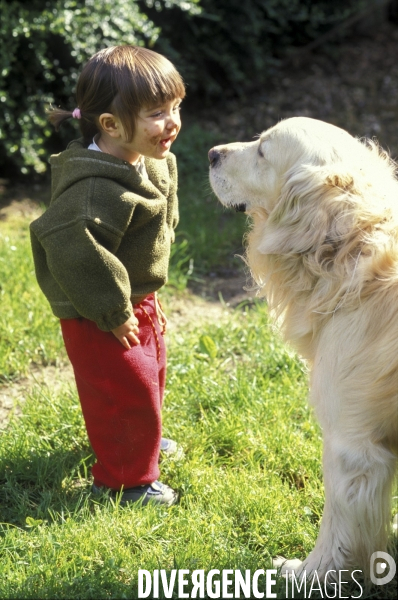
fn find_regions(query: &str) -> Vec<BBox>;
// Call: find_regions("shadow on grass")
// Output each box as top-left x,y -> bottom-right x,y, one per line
0,446 -> 93,526
8,562 -> 398,600
7,574 -> 136,600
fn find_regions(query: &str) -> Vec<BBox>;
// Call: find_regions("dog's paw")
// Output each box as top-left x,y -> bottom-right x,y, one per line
273,556 -> 303,577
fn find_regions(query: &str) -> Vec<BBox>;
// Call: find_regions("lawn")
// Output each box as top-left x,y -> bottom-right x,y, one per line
0,124 -> 397,599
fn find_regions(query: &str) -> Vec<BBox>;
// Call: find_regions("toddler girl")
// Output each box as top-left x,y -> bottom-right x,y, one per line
30,45 -> 185,506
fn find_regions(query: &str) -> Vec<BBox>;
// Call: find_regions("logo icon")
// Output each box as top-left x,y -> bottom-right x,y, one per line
370,551 -> 396,585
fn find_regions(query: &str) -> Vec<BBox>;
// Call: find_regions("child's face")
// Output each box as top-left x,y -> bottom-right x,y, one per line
98,98 -> 182,164
132,98 -> 182,161
99,98 -> 182,165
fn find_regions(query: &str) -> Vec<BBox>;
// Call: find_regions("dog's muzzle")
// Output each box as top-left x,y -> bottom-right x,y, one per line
208,147 -> 246,212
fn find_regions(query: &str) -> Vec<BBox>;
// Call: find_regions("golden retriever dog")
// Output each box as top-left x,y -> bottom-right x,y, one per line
208,117 -> 398,581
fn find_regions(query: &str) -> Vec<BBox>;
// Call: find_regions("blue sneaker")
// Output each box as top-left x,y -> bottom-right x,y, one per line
160,437 -> 184,459
160,437 -> 177,454
92,480 -> 178,506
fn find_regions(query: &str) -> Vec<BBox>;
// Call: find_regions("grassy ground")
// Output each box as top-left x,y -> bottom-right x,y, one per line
0,298 -> 317,598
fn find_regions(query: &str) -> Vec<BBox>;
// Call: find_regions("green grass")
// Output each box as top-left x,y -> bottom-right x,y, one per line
0,301 -> 321,598
1,299 -> 396,598
0,216 -> 66,382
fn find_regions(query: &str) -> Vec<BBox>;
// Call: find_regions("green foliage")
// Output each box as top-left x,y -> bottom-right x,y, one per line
0,0 -> 373,176
146,0 -> 369,98
0,0 -> 198,176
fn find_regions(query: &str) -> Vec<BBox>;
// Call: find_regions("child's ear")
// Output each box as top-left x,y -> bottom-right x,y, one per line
98,113 -> 122,138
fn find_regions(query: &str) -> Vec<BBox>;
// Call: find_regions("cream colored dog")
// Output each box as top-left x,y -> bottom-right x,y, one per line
209,117 -> 398,581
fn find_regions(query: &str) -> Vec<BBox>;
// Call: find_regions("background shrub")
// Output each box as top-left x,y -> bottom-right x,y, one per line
143,0 -> 370,99
0,0 -> 199,176
0,0 -> 387,176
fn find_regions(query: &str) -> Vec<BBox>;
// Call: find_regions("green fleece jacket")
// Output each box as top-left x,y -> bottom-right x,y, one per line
30,139 -> 179,331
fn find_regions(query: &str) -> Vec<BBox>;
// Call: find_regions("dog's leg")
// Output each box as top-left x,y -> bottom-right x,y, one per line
296,434 -> 396,581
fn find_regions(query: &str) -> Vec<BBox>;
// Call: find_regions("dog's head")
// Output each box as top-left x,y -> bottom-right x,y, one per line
209,117 -> 398,256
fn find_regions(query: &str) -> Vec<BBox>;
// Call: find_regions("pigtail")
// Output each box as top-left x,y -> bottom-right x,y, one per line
46,105 -> 77,131
46,105 -> 98,145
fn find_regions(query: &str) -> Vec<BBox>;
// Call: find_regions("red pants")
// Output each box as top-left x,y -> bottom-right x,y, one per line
60,295 -> 166,490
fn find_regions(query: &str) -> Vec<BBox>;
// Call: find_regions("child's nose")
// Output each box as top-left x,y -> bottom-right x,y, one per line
167,112 -> 180,129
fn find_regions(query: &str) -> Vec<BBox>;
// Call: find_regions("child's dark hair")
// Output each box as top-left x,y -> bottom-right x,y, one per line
48,46 -> 185,144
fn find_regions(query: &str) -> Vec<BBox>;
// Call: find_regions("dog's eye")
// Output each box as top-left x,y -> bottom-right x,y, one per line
258,145 -> 264,158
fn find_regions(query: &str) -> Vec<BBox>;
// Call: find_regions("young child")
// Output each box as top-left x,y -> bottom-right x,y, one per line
30,45 -> 185,506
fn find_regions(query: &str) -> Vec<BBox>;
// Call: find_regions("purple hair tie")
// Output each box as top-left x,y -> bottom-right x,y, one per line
72,108 -> 81,119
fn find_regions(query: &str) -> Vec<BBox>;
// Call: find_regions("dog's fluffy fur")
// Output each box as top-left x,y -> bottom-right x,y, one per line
209,117 -> 398,580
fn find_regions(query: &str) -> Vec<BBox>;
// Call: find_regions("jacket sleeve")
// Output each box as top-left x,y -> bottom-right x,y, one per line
31,213 -> 133,332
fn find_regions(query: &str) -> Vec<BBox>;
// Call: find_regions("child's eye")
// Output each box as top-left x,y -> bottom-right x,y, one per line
148,103 -> 181,118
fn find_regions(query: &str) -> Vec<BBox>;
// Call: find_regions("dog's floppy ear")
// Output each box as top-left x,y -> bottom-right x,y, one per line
256,164 -> 355,255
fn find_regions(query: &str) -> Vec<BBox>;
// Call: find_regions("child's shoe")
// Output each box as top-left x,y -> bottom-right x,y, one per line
160,437 -> 184,459
160,437 -> 178,454
92,480 -> 178,506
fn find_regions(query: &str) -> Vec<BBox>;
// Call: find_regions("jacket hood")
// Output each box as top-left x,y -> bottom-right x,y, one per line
50,138 -> 155,201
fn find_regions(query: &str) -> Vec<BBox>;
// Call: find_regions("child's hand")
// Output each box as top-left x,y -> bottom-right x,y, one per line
111,315 -> 140,349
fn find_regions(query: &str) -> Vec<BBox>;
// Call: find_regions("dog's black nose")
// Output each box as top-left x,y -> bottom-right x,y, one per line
208,148 -> 220,167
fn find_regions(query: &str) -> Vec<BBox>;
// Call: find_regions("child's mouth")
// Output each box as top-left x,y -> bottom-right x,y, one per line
159,136 -> 174,149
